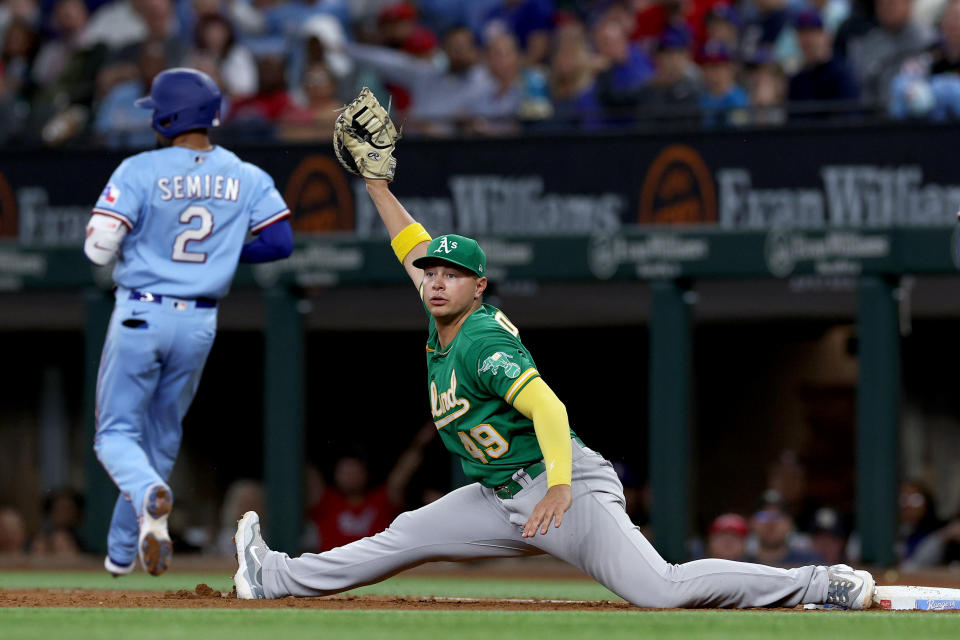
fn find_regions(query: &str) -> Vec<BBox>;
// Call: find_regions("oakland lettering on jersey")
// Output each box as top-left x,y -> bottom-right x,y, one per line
157,175 -> 240,202
430,369 -> 470,428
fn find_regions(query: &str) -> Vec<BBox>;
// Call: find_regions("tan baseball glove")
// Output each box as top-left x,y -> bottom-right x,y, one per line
333,87 -> 400,182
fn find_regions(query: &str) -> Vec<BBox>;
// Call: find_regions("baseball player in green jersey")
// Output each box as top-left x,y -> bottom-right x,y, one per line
233,89 -> 876,609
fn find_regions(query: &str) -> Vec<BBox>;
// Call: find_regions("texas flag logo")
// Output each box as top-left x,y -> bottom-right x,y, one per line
101,184 -> 120,204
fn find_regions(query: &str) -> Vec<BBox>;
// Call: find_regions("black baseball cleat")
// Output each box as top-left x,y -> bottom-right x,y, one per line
825,564 -> 875,609
234,511 -> 269,599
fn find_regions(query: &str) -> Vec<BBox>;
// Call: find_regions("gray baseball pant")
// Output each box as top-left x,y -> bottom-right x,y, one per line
262,440 -> 830,607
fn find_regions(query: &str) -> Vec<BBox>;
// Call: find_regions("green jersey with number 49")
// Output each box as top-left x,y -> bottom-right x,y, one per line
426,304 -> 575,487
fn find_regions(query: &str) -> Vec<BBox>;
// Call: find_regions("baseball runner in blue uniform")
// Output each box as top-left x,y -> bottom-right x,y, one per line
84,68 -> 294,577
231,89 -> 877,609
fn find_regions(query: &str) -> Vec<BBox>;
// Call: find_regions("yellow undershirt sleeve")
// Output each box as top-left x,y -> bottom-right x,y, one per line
390,222 -> 431,263
512,377 -> 572,487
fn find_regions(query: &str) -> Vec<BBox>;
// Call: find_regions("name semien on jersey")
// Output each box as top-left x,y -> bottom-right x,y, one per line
157,175 -> 240,202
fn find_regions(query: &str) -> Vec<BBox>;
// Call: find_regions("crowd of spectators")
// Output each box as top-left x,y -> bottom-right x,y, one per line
1,0 -> 959,147
694,451 -> 960,569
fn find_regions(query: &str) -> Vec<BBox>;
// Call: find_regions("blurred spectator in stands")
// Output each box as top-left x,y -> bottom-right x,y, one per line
897,479 -> 945,563
740,0 -> 802,73
91,38 -> 166,147
279,61 -> 340,141
890,0 -> 960,119
788,9 -> 860,116
194,13 -> 257,98
808,507 -> 850,565
309,424 -> 434,551
38,488 -> 84,550
913,0 -> 949,27
765,450 -> 820,531
706,513 -> 750,560
230,51 -> 299,123
636,27 -> 702,121
808,0 -> 854,34
31,0 -> 88,89
467,31 -> 528,132
0,506 -> 28,554
847,0 -> 937,105
174,0 -> 220,43
834,0 -> 877,58
345,25 -> 490,133
703,3 -> 741,50
478,0 -> 555,66
592,16 -> 655,122
260,0 -> 349,40
372,6 -> 441,120
81,0 -> 179,52
2,17 -> 39,99
0,0 -> 41,39
375,1 -> 419,49
746,51 -> 788,124
109,0 -> 185,67
745,490 -> 824,567
699,40 -> 748,127
299,13 -> 357,103
902,516 -> 960,569
183,49 -> 231,117
630,0 -> 687,45
544,21 -> 600,128
214,479 -> 265,555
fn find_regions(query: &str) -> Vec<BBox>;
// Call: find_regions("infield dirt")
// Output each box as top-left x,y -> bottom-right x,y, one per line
3,584 -> 959,612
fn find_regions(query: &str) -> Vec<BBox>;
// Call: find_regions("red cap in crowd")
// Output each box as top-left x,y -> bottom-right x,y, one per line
403,26 -> 438,55
378,2 -> 417,23
708,513 -> 750,538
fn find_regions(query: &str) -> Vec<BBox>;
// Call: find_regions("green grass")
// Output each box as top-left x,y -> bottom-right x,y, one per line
1,609 -> 958,640
0,571 -> 620,600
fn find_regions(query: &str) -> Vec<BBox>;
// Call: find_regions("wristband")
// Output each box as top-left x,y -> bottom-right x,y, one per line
390,223 -> 431,263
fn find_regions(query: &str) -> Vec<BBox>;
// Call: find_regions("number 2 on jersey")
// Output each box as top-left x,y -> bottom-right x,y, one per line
172,205 -> 213,263
458,424 -> 509,464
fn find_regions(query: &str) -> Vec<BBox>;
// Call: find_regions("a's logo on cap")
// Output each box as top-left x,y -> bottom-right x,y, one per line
434,236 -> 458,254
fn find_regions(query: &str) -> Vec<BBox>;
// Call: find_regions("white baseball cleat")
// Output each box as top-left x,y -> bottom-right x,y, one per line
138,482 -> 173,576
825,564 -> 875,609
104,555 -> 134,577
234,511 -> 269,599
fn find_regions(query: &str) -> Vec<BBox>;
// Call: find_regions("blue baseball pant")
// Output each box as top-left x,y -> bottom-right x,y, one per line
94,288 -> 217,566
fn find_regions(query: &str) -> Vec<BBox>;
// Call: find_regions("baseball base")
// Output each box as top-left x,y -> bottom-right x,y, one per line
802,586 -> 960,611
872,585 -> 960,610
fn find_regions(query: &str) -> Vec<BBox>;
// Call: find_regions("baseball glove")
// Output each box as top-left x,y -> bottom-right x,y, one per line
333,87 -> 400,182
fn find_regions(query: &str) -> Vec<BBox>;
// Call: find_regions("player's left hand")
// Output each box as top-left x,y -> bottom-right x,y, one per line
522,484 -> 572,538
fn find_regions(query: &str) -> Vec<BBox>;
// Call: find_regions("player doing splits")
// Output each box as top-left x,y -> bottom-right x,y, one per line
234,89 -> 874,609
86,68 -> 294,577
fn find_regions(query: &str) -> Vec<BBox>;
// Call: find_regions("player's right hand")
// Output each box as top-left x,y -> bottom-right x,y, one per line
522,484 -> 572,538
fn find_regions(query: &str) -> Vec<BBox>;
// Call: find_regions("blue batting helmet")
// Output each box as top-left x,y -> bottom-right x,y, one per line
135,68 -> 222,138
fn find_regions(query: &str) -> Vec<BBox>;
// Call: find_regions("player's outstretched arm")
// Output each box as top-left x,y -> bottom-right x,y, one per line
365,178 -> 430,288
333,88 -> 428,289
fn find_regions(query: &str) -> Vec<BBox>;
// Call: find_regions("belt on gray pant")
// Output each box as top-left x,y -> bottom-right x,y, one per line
495,461 -> 546,500
494,436 -> 586,500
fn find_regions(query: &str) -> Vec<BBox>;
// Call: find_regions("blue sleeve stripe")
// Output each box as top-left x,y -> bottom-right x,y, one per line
92,208 -> 133,229
251,209 -> 291,233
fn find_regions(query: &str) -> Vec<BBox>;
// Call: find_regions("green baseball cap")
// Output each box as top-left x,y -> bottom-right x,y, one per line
413,234 -> 486,276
